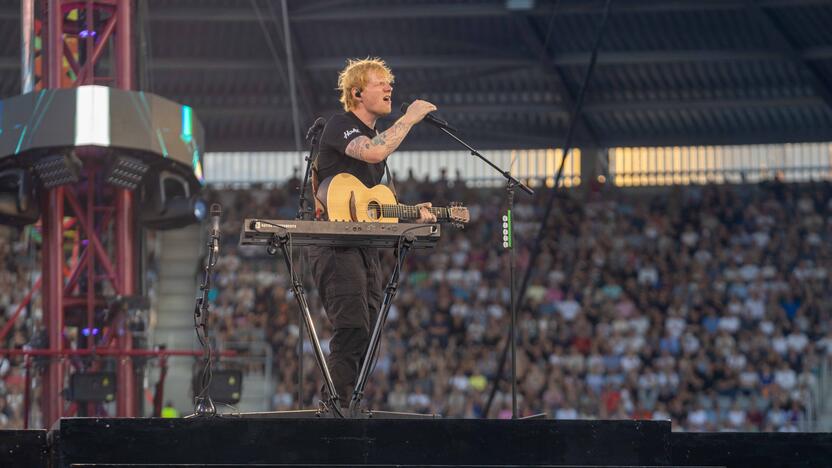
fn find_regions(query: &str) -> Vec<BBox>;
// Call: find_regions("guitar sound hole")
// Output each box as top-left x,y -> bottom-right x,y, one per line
367,201 -> 381,220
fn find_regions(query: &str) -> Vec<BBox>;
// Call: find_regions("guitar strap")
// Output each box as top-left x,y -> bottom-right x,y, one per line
311,150 -> 325,220
312,126 -> 397,220
374,126 -> 398,199
384,162 -> 398,200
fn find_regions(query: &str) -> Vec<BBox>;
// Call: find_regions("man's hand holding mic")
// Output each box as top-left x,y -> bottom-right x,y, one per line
401,99 -> 437,125
400,100 -> 458,132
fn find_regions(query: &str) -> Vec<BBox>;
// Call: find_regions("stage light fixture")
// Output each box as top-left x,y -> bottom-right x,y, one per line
32,153 -> 81,189
193,198 -> 207,220
105,156 -> 149,190
139,170 -> 205,230
0,168 -> 40,225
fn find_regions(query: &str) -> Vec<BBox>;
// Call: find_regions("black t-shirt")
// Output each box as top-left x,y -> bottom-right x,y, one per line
315,112 -> 386,187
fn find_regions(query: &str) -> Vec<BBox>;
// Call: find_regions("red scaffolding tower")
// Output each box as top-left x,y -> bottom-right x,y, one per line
0,0 -> 211,428
40,0 -> 138,426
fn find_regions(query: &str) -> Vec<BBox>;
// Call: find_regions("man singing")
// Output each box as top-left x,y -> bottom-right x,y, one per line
309,57 -> 437,408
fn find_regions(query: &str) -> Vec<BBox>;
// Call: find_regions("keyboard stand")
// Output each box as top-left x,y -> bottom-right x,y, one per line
349,233 -> 435,418
267,232 -> 344,418
260,229 -> 437,420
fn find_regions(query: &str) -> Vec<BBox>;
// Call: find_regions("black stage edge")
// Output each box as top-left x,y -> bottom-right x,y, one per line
672,432 -> 832,468
0,429 -> 48,468
0,417 -> 822,467
50,417 -> 670,467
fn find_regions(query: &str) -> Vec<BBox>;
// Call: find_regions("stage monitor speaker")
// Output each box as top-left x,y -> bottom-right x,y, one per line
0,168 -> 40,226
193,369 -> 243,405
68,372 -> 117,402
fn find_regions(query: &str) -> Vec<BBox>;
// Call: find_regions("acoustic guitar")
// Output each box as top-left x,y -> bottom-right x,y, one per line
317,173 -> 470,225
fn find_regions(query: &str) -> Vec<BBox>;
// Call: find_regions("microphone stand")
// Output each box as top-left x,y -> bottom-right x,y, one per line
293,120 -> 324,409
297,124 -> 322,221
435,126 -> 533,419
192,225 -> 220,416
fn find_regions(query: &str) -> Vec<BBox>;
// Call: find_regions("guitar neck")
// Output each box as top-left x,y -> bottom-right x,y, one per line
382,204 -> 451,220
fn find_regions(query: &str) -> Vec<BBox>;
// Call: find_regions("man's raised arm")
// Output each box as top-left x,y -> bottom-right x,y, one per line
345,100 -> 436,163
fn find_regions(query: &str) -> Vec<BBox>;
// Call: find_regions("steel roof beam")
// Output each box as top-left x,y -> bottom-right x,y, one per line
513,14 -> 599,146
299,48 -> 832,70
4,47 -> 829,72
265,0 -> 321,124
247,0 -> 317,126
108,1 -> 831,22
287,1 -> 832,22
0,1 -> 828,22
193,95 -> 825,117
746,1 -> 832,113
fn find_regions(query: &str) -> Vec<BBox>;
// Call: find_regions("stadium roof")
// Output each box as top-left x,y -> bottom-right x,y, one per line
1,0 -> 832,151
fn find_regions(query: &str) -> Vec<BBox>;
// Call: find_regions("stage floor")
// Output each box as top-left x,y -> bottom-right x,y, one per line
51,417 -> 670,467
1,416 -> 829,467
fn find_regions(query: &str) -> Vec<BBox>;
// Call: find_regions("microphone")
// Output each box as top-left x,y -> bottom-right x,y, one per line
305,117 -> 326,142
210,203 -> 222,240
400,102 -> 458,133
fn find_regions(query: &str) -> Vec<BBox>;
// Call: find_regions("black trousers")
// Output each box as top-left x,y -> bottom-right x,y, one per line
308,246 -> 383,406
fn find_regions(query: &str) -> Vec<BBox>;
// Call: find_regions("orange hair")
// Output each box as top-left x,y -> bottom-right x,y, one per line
337,57 -> 395,112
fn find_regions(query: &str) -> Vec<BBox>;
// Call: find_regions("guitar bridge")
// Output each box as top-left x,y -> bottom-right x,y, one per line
349,190 -> 358,221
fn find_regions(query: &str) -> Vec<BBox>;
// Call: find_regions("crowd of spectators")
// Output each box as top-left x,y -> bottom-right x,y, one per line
0,174 -> 829,431
203,175 -> 832,431
0,226 -> 39,429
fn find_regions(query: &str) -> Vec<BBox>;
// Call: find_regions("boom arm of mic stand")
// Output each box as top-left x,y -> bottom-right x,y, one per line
436,127 -> 534,196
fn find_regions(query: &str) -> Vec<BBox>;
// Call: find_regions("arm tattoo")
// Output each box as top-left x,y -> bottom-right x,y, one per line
345,136 -> 371,161
379,121 -> 407,150
345,119 -> 414,162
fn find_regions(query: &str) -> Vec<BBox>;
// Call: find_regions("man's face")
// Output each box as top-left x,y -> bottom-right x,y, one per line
359,71 -> 393,117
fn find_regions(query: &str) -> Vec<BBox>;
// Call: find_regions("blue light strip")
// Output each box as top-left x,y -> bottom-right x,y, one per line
14,127 -> 27,154
155,128 -> 169,158
181,105 -> 193,143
